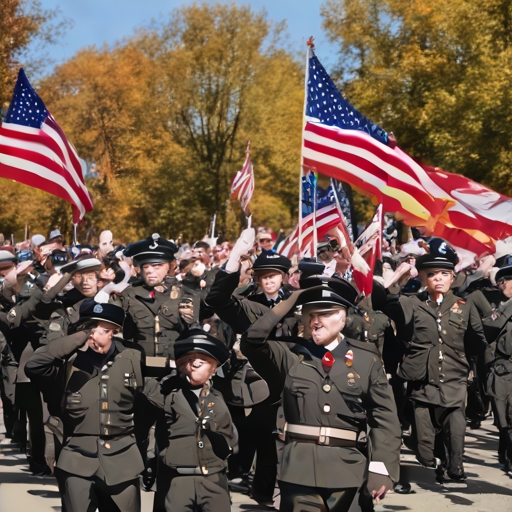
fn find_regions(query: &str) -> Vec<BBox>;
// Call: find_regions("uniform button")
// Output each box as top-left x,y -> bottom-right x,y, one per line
323,404 -> 331,413
323,384 -> 331,393
105,443 -> 111,449
198,441 -> 204,448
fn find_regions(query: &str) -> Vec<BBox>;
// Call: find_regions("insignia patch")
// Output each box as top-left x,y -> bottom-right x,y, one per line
208,402 -> 215,408
162,305 -> 170,315
93,304 -> 103,314
7,308 -> 16,320
345,350 -> 354,367
322,352 -> 334,372
49,322 -> 61,332
348,378 -> 356,387
67,307 -> 75,316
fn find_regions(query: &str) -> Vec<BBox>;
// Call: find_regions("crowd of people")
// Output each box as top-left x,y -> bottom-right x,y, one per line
0,223 -> 510,512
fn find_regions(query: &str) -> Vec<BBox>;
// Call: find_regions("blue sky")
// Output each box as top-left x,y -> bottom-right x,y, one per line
35,0 -> 339,73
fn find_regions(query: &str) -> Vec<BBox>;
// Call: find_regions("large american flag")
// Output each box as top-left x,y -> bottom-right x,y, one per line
302,47 -> 453,231
231,140 -> 255,214
0,69 -> 93,223
277,175 -> 348,257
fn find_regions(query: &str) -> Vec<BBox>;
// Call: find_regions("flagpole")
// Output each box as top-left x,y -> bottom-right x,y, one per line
299,39 -> 313,257
73,223 -> 77,246
312,169 -> 318,259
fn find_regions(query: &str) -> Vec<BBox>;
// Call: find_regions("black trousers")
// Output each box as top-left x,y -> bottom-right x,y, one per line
228,402 -> 278,500
279,481 -> 358,512
414,401 -> 466,476
56,469 -> 140,512
154,463 -> 230,512
15,382 -> 45,465
0,358 -> 16,438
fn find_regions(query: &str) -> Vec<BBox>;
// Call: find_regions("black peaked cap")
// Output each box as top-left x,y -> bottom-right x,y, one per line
416,254 -> 456,271
496,265 -> 512,282
298,285 -> 355,310
175,328 -> 230,365
79,299 -> 125,328
299,275 -> 358,306
124,234 -> 178,265
252,251 -> 291,273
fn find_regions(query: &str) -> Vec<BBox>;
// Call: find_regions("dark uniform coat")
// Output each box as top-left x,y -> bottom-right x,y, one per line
241,308 -> 401,489
112,279 -> 200,361
25,332 -> 145,486
386,291 -> 487,407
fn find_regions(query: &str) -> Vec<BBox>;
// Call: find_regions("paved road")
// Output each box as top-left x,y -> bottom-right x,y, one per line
1,412 -> 512,511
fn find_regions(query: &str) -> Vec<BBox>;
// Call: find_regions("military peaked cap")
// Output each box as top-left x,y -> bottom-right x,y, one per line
79,299 -> 125,328
175,328 -> 230,365
124,234 -> 178,266
252,251 -> 291,273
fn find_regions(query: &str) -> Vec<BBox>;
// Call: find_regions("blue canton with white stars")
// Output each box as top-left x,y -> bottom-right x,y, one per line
4,69 -> 49,129
306,54 -> 388,145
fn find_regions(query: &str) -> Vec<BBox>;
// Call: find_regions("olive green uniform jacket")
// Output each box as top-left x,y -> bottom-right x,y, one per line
25,332 -> 145,486
241,308 -> 401,489
386,291 -> 487,407
143,373 -> 235,475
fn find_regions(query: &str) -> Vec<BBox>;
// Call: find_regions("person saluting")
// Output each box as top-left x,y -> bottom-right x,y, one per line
241,283 -> 401,512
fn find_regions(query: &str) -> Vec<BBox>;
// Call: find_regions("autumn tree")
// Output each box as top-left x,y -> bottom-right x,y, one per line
136,3 -> 303,234
0,0 -> 69,110
321,0 -> 512,194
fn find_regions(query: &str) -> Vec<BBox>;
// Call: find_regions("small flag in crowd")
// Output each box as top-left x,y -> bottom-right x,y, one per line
231,140 -> 255,214
277,175 -> 348,258
351,205 -> 382,295
0,69 -> 93,223
301,46 -> 452,230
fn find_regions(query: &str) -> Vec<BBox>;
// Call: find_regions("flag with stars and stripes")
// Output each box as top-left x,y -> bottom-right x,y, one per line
277,175 -> 349,258
231,140 -> 255,214
302,47 -> 453,231
0,69 -> 93,223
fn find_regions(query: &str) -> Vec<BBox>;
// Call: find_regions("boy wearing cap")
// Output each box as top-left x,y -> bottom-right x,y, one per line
241,284 -> 401,512
386,240 -> 487,484
142,329 -> 234,511
25,300 -> 144,512
117,234 -> 198,367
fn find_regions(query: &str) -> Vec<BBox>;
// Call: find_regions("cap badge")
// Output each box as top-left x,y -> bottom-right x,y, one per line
345,350 -> 354,367
93,304 -> 103,313
322,352 -> 334,372
149,233 -> 160,250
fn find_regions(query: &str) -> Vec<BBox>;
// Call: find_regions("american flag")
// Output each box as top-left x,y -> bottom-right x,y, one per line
0,69 -> 93,223
277,175 -> 348,257
231,140 -> 255,214
351,205 -> 382,295
302,47 -> 453,232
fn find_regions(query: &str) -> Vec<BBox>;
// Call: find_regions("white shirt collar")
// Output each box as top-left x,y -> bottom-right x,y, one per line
325,334 -> 344,352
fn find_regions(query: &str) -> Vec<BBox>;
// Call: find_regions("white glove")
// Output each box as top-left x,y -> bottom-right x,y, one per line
226,228 -> 255,273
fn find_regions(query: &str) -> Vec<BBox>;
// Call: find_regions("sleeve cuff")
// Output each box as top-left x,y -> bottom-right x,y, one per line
369,461 -> 389,476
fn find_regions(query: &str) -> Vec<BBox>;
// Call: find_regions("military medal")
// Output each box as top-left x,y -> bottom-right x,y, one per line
322,352 -> 334,372
345,350 -> 354,367
170,286 -> 179,300
200,279 -> 206,288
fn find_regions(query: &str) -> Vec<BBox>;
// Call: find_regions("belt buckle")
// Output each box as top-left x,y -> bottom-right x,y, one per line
319,427 -> 329,446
